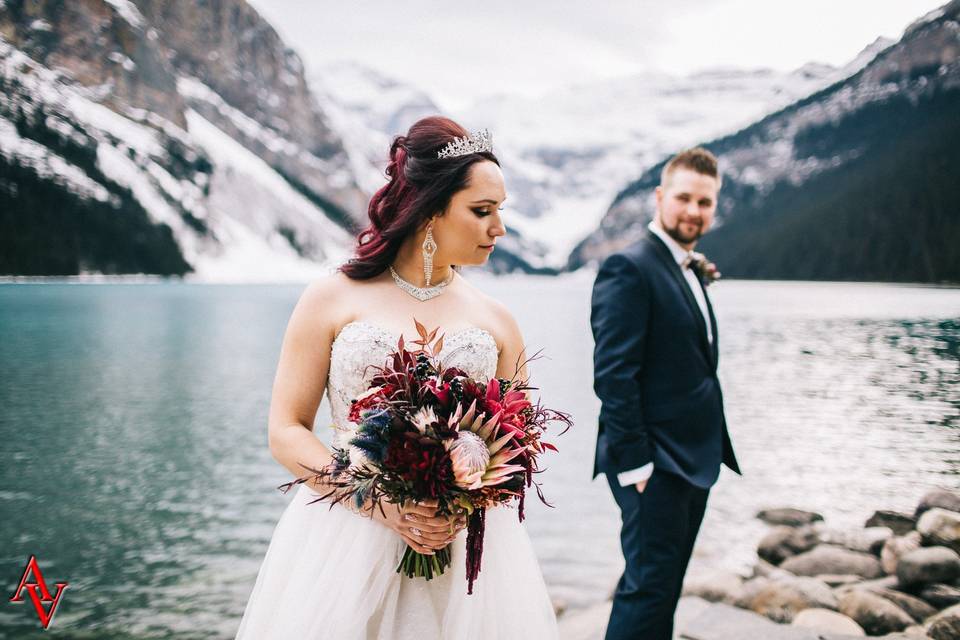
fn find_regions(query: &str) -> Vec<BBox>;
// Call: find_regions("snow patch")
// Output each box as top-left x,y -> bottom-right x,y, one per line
0,115 -> 112,202
103,0 -> 145,30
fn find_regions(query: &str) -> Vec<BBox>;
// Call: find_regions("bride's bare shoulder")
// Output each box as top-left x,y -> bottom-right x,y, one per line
294,272 -> 362,329
456,276 -> 523,349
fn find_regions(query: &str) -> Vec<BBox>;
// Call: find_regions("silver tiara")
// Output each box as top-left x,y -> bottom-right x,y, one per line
437,129 -> 493,159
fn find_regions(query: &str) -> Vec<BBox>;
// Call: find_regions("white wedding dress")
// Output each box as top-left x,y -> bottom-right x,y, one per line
236,321 -> 559,639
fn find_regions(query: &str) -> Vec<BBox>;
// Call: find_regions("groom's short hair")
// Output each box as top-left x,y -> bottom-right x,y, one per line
661,147 -> 720,188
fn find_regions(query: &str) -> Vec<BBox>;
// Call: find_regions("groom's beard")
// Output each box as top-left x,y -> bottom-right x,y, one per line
664,218 -> 703,245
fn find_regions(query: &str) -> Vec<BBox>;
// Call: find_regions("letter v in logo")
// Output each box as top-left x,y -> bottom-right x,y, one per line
9,555 -> 69,629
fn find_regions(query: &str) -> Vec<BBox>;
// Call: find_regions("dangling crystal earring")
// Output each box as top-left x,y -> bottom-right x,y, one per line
422,225 -> 438,287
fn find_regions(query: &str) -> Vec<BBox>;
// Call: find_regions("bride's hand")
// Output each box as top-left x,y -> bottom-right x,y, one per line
369,499 -> 466,555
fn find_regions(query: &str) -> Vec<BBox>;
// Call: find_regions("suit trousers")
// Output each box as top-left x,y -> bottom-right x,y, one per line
604,469 -> 710,640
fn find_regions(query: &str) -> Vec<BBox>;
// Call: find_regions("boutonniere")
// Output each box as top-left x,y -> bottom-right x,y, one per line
685,251 -> 722,286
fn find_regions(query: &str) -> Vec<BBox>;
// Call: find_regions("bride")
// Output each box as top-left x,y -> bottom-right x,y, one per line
236,116 -> 559,639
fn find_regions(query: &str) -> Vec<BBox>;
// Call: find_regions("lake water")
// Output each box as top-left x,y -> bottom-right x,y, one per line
1,277 -> 958,638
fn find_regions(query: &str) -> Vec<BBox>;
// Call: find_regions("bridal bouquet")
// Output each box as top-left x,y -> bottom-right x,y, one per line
281,321 -> 570,594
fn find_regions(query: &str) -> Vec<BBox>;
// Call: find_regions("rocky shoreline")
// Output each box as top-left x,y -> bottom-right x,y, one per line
559,488 -> 960,639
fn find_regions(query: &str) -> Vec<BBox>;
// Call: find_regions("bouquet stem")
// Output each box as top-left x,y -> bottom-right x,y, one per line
397,545 -> 452,580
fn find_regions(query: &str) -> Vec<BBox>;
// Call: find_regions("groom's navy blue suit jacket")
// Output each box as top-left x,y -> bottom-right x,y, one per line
591,231 -> 740,489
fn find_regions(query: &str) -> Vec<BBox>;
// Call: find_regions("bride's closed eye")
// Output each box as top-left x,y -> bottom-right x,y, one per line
472,207 -> 505,217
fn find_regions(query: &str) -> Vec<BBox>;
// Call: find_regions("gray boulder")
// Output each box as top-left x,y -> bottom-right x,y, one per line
747,576 -> 838,623
838,590 -> 915,636
916,489 -> 960,518
781,545 -> 885,579
733,576 -> 771,610
759,525 -> 820,565
927,603 -> 960,640
871,588 -> 939,623
818,526 -> 894,556
791,607 -> 866,635
835,576 -> 902,596
757,508 -> 825,527
897,547 -> 960,587
753,558 -> 794,581
920,584 -> 960,610
818,574 -> 865,587
682,569 -> 744,605
918,508 -> 960,554
883,532 -> 924,575
866,510 -> 919,536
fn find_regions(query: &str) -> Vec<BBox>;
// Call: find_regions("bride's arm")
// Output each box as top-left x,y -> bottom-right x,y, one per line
491,301 -> 530,383
267,278 -> 341,485
266,277 -> 462,552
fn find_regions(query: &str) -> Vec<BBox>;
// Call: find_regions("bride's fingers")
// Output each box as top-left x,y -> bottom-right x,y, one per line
408,522 -> 453,539
401,514 -> 451,532
405,502 -> 440,518
399,533 -> 436,555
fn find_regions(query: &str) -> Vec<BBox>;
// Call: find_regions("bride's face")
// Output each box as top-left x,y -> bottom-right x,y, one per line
431,160 -> 507,267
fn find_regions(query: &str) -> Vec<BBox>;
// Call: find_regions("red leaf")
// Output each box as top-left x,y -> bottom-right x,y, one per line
414,318 -> 427,339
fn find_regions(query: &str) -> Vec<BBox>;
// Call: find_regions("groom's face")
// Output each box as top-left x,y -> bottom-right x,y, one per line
655,168 -> 719,247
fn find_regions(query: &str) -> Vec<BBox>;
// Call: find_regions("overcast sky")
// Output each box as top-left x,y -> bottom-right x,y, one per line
248,1 -> 947,110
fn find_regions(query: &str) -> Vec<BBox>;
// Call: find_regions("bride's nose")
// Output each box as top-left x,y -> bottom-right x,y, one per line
488,216 -> 506,238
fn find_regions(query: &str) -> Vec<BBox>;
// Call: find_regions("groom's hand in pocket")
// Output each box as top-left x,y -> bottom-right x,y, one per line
635,480 -> 649,494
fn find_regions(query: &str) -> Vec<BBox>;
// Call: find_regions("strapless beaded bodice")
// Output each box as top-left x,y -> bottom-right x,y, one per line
327,321 -> 499,445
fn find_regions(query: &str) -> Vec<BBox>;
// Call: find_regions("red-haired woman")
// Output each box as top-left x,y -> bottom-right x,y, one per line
236,117 -> 559,639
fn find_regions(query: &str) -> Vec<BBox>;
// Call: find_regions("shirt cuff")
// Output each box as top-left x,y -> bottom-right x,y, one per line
617,462 -> 654,487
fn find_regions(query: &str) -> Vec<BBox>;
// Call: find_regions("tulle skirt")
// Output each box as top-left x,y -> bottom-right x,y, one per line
235,485 -> 559,639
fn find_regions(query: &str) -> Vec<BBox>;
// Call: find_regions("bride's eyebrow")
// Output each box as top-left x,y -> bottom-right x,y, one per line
470,198 -> 506,205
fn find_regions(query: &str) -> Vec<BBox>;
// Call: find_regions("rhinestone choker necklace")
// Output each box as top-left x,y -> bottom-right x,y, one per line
389,266 -> 454,301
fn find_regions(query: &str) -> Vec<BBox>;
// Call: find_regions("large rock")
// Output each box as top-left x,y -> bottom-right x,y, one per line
753,559 -> 794,581
781,545 -> 885,579
818,574 -> 865,587
870,588 -> 939,623
920,584 -> 960,610
835,576 -> 902,596
759,525 -> 820,565
883,532 -> 924,575
757,508 -> 825,527
791,608 -> 866,635
682,599 -> 835,640
682,569 -> 744,605
897,547 -> 960,587
918,508 -> 960,554
733,576 -> 771,610
747,576 -> 839,623
867,510 -> 919,536
838,590 -> 915,636
927,603 -> 960,640
916,489 -> 960,518
818,526 -> 894,556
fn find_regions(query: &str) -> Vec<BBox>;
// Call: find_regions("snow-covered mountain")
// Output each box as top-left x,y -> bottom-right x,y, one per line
309,61 -> 442,196
569,2 -> 960,283
310,38 -> 893,271
0,0 -> 361,280
461,38 -> 895,270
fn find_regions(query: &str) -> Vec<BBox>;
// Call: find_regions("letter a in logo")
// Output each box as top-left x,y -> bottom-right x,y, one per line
9,555 -> 68,629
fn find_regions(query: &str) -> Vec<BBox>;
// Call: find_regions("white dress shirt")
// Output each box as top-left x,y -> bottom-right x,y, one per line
616,220 -> 714,488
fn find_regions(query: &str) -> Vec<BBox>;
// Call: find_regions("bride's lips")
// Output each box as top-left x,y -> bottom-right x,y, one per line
479,244 -> 495,251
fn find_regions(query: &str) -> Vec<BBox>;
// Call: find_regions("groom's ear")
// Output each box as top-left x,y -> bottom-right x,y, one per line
654,185 -> 663,208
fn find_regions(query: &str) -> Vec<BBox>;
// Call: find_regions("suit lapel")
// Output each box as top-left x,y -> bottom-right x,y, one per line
701,278 -> 720,370
643,231 -> 713,362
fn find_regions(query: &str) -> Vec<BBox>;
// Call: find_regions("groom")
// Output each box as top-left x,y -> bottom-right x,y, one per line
591,148 -> 740,640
